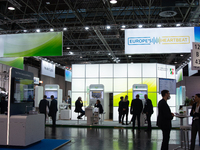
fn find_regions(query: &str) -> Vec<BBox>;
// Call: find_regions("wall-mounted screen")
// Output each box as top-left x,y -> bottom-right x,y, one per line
90,91 -> 103,99
65,69 -> 72,82
45,90 -> 58,99
133,91 -> 147,99
159,78 -> 176,94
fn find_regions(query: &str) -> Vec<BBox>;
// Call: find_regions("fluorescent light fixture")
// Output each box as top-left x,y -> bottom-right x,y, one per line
138,24 -> 143,28
157,24 -> 161,27
36,29 -> 40,32
23,30 -> 27,32
63,28 -> 67,31
85,27 -> 89,30
122,25 -> 126,28
128,56 -> 131,58
106,25 -> 111,29
110,0 -> 117,4
67,47 -> 70,49
46,2 -> 50,4
8,7 -> 15,10
69,51 -> 73,54
50,28 -> 54,32
176,24 -> 181,27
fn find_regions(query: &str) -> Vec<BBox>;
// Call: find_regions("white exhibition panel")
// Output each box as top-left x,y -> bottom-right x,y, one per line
157,64 -> 167,78
128,78 -> 142,90
128,63 -> 142,77
157,93 -> 176,107
142,64 -> 157,77
125,27 -> 194,54
100,64 -> 113,77
72,65 -> 85,78
72,79 -> 85,92
167,65 -> 176,79
113,78 -> 127,92
188,60 -> 198,76
86,79 -> 99,90
114,64 -> 127,77
151,107 -> 157,122
86,64 -> 99,78
41,60 -> 55,78
100,78 -> 113,92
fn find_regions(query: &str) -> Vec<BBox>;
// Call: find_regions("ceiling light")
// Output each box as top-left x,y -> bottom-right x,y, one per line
8,7 -> 15,10
121,28 -> 125,31
63,28 -> 67,31
67,47 -> 70,49
110,0 -> 117,4
138,25 -> 143,28
176,24 -> 181,27
128,56 -> 131,58
174,62 -> 177,64
23,30 -> 27,32
69,51 -> 73,55
157,24 -> 161,27
106,25 -> 111,29
85,27 -> 89,30
180,54 -> 183,57
108,53 -> 111,55
50,28 -> 54,32
46,2 -> 50,4
36,29 -> 40,32
80,56 -> 82,58
122,25 -> 126,28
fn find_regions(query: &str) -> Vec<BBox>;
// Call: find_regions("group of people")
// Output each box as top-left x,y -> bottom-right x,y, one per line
118,94 -> 154,132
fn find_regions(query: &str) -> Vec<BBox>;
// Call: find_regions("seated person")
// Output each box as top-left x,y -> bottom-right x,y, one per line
75,97 -> 85,119
94,100 -> 104,114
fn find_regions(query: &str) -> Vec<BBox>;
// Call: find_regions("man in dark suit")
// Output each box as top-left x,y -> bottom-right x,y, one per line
0,96 -> 8,114
65,95 -> 71,109
39,95 -> 49,122
143,94 -> 154,131
75,97 -> 85,119
130,94 -> 143,132
118,96 -> 123,123
157,90 -> 174,150
49,95 -> 58,127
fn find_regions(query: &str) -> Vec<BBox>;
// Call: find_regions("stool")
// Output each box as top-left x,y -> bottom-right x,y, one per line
99,112 -> 106,124
75,111 -> 80,124
180,126 -> 191,150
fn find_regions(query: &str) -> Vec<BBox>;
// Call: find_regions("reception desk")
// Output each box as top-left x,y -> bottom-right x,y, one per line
0,114 -> 45,146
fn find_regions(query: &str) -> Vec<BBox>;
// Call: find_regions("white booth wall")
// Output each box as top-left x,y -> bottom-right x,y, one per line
71,63 -> 176,121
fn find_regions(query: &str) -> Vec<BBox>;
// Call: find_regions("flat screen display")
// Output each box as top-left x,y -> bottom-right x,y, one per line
133,91 -> 147,99
159,78 -> 176,94
65,69 -> 72,82
90,91 -> 103,99
45,90 -> 58,99
12,78 -> 34,103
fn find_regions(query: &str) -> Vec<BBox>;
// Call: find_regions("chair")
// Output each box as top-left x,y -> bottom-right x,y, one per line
180,125 -> 191,150
74,111 -> 80,124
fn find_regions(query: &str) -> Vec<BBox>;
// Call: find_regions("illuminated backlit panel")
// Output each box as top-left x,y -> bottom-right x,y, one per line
86,64 -> 99,78
114,64 -> 127,77
86,78 -> 99,89
142,63 -> 157,77
100,64 -> 113,77
167,65 -> 176,79
142,78 -> 157,92
128,63 -> 142,77
113,107 -> 132,121
128,78 -> 142,93
72,64 -> 85,78
157,93 -> 176,107
148,93 -> 157,107
151,107 -> 157,121
157,64 -> 167,78
113,92 -> 128,107
114,78 -> 127,92
171,107 -> 176,120
100,78 -> 113,93
72,79 -> 85,92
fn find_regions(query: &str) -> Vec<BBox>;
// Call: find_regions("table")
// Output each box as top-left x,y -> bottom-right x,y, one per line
175,114 -> 189,126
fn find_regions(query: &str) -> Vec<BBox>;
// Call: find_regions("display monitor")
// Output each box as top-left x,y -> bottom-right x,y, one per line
133,91 -> 147,99
159,78 -> 176,94
90,91 -> 103,99
65,69 -> 72,82
45,90 -> 58,99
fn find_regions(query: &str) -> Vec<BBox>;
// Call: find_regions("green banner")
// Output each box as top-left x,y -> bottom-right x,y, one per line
0,57 -> 24,69
1,32 -> 62,57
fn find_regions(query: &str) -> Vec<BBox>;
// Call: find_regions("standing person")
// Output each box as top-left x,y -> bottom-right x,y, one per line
118,96 -> 123,123
65,95 -> 71,109
190,93 -> 200,150
143,94 -> 154,131
75,97 -> 85,119
49,95 -> 58,127
39,95 -> 49,122
94,100 -> 103,114
0,96 -> 7,114
157,90 -> 174,150
130,94 -> 143,132
121,95 -> 129,125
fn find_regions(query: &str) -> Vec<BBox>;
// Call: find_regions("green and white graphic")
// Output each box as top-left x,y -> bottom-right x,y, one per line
0,32 -> 62,57
176,69 -> 183,82
0,57 -> 24,69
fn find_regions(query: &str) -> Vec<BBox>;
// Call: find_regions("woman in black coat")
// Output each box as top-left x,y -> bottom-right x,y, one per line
190,93 -> 200,150
121,95 -> 129,125
94,100 -> 103,114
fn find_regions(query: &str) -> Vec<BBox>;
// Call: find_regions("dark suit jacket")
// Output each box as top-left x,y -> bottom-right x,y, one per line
157,99 -> 173,129
39,99 -> 49,114
49,99 -> 58,116
130,98 -> 143,115
190,102 -> 200,124
143,99 -> 153,114
0,100 -> 8,114
94,103 -> 104,114
75,100 -> 83,112
122,101 -> 129,113
118,100 -> 123,113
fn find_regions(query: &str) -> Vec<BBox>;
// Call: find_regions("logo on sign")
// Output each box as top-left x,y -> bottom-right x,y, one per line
128,36 -> 190,45
170,68 -> 174,75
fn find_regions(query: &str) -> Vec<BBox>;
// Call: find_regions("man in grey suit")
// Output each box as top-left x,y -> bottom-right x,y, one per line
130,94 -> 143,132
157,90 -> 174,150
